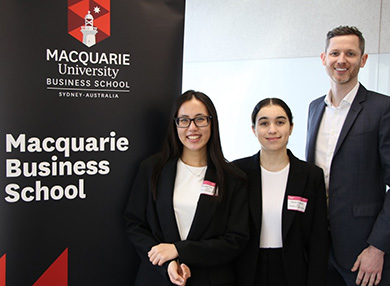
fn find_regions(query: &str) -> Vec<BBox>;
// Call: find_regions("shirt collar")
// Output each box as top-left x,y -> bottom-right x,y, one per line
324,82 -> 360,108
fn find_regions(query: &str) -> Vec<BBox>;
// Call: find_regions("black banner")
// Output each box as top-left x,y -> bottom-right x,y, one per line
0,0 -> 185,285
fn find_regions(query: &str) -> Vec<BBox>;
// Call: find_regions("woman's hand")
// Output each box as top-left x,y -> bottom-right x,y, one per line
168,260 -> 191,286
148,243 -> 179,266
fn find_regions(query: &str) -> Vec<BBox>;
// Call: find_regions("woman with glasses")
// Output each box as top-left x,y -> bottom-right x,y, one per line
125,90 -> 249,286
234,98 -> 328,286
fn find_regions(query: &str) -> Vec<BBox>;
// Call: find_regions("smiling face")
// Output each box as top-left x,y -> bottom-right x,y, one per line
252,104 -> 293,154
176,97 -> 211,161
321,34 -> 367,88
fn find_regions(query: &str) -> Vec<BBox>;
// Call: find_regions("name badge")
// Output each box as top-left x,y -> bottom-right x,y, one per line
287,196 -> 308,213
200,180 -> 218,196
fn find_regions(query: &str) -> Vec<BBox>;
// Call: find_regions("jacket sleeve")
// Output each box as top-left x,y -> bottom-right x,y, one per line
367,99 -> 390,254
307,167 -> 329,286
124,160 -> 170,278
173,179 -> 250,267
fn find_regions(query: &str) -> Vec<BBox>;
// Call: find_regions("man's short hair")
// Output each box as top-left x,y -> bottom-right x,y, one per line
325,26 -> 365,55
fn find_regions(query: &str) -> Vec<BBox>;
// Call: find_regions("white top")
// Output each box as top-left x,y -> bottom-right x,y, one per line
315,82 -> 359,198
173,159 -> 207,240
260,163 -> 290,248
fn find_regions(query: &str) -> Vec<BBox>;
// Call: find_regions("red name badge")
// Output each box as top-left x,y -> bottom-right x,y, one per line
200,180 -> 217,196
287,196 -> 308,213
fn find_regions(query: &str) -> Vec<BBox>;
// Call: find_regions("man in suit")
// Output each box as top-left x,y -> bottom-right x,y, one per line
306,26 -> 390,286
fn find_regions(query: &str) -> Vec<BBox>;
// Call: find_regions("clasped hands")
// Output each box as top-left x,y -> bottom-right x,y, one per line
148,243 -> 191,285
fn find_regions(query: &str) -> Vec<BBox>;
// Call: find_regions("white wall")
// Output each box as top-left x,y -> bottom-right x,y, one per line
182,0 -> 390,161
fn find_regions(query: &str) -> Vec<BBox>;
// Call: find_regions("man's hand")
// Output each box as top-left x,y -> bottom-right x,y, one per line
148,243 -> 178,266
168,260 -> 191,286
351,245 -> 385,286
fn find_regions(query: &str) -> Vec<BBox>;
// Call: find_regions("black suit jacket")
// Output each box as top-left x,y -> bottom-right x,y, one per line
306,84 -> 390,274
234,150 -> 328,286
124,154 -> 249,286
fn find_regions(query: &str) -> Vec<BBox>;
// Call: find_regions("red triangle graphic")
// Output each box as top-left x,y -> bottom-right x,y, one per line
0,254 -> 5,286
94,13 -> 110,36
68,0 -> 83,6
69,28 -> 84,43
95,0 -> 110,11
90,0 -> 109,18
33,249 -> 68,286
69,0 -> 89,18
68,9 -> 84,33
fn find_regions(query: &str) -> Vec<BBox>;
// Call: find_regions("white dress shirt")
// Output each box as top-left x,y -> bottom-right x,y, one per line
315,82 -> 360,196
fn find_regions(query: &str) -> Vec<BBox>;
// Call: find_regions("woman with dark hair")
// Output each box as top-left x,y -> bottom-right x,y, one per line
125,90 -> 249,286
234,98 -> 328,286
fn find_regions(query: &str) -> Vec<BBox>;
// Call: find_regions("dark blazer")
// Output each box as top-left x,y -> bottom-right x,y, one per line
234,150 -> 328,286
306,84 -> 390,275
124,154 -> 249,286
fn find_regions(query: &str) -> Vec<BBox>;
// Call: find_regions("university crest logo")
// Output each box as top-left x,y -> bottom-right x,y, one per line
68,0 -> 110,47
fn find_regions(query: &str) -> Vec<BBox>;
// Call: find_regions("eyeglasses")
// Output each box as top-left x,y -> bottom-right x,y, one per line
174,116 -> 212,128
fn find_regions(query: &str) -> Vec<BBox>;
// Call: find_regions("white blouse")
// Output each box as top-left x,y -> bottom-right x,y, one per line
173,159 -> 207,240
260,163 -> 290,248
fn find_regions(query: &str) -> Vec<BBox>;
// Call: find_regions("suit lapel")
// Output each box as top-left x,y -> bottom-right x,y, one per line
186,165 -> 219,240
306,98 -> 326,163
248,153 -> 262,236
333,85 -> 367,157
155,158 -> 181,242
282,151 -> 306,241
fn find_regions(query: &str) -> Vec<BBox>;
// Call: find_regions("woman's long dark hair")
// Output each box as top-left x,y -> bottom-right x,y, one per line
151,90 -> 243,200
